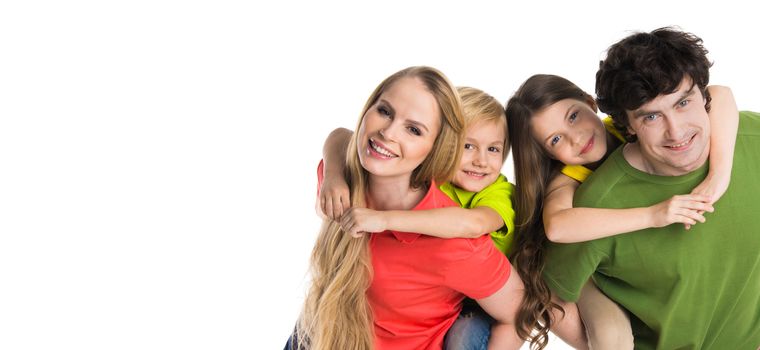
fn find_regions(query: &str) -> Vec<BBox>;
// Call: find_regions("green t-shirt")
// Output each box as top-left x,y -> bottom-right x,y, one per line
439,174 -> 516,256
543,111 -> 760,349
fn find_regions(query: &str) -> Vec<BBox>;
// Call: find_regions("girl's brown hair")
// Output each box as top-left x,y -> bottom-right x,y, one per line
506,74 -> 594,349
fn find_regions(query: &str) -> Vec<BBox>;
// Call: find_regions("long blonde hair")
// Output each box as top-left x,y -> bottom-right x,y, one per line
296,66 -> 465,350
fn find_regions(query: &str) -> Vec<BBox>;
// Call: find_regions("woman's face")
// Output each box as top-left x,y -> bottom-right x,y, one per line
530,98 -> 608,166
357,76 -> 441,181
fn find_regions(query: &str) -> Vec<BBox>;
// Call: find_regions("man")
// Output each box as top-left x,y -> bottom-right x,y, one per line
543,27 -> 760,349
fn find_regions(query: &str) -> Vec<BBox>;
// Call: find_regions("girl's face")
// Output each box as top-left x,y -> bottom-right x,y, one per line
530,98 -> 607,166
452,118 -> 506,192
357,77 -> 441,181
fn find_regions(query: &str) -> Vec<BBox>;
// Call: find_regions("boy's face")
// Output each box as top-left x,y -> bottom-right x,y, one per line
624,77 -> 711,176
452,118 -> 506,192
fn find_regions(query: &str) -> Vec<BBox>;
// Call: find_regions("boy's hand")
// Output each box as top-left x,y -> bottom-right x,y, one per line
320,176 -> 350,220
339,208 -> 387,238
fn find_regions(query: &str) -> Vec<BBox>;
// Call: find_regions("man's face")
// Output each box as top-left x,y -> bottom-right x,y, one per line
625,77 -> 711,176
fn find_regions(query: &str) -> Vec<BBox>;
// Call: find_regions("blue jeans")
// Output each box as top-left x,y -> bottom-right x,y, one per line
444,300 -> 494,350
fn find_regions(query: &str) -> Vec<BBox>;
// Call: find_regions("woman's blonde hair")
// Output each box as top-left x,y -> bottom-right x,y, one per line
296,66 -> 464,350
458,86 -> 509,161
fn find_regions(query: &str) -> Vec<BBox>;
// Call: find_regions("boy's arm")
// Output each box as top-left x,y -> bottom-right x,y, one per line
690,85 -> 738,204
319,128 -> 353,220
543,174 -> 714,243
339,206 -> 504,238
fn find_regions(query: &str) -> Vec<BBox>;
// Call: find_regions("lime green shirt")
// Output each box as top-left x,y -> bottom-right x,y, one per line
544,111 -> 760,349
439,174 -> 516,256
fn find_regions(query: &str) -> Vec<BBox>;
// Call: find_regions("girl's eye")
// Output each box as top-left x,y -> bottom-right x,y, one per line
569,112 -> 578,122
408,126 -> 421,136
488,146 -> 501,153
464,143 -> 475,150
551,135 -> 561,146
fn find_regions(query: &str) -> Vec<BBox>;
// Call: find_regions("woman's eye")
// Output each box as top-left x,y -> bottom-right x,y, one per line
551,135 -> 561,146
378,106 -> 391,116
488,147 -> 501,153
645,114 -> 659,121
464,143 -> 474,150
408,126 -> 421,136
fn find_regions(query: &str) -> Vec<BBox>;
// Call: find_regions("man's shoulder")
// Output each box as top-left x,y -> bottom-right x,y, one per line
574,147 -> 628,207
738,111 -> 760,136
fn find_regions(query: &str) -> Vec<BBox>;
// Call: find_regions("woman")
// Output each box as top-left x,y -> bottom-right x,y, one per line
290,67 -> 567,350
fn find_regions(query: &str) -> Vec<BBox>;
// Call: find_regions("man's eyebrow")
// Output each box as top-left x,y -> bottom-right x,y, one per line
632,85 -> 697,117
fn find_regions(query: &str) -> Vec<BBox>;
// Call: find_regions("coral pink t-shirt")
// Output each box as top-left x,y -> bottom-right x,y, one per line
317,162 -> 511,349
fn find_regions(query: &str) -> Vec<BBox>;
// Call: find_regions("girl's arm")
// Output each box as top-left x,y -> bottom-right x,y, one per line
690,85 -> 739,204
339,206 -> 504,238
319,128 -> 352,220
543,174 -> 714,243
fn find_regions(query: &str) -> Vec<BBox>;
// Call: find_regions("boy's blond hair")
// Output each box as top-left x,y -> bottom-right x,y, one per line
458,86 -> 509,161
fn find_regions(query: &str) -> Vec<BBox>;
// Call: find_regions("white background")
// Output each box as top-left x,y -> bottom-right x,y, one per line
1,1 -> 757,349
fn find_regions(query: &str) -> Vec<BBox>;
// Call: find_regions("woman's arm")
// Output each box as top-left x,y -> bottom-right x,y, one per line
690,85 -> 739,204
543,174 -> 714,243
319,128 -> 352,220
475,264 -> 526,350
339,206 -> 504,238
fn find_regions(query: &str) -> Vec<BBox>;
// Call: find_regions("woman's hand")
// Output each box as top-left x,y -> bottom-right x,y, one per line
319,176 -> 351,220
339,208 -> 388,237
649,194 -> 714,230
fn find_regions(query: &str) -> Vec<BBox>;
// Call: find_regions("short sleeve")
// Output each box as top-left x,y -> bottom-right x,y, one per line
442,236 -> 511,299
543,241 -> 604,302
472,175 -> 516,237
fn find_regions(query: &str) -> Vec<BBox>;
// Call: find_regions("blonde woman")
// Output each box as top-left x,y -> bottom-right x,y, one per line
289,67 -> 553,350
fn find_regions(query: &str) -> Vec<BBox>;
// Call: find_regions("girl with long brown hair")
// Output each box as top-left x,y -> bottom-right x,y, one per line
291,66 -> 529,350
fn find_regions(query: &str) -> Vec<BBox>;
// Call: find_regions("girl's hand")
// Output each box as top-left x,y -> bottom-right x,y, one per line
339,208 -> 387,238
320,176 -> 350,220
650,194 -> 714,230
690,173 -> 730,205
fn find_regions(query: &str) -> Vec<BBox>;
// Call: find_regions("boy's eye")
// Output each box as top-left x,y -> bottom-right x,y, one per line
464,143 -> 475,150
408,126 -> 421,136
488,146 -> 501,153
550,135 -> 561,146
678,99 -> 690,107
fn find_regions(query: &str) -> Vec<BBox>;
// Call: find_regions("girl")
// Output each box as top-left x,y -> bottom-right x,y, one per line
506,74 -> 737,348
292,67 -> 535,350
